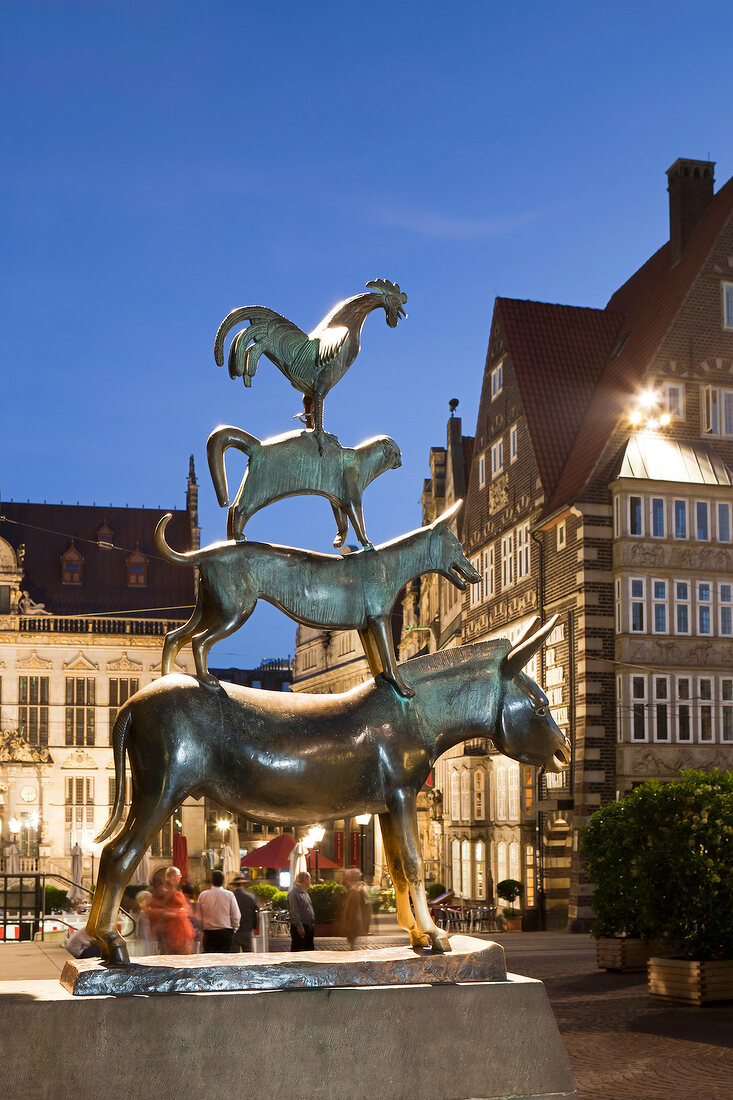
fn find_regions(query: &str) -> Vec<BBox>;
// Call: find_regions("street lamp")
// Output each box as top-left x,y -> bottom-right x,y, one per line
355,814 -> 371,878
306,824 -> 325,882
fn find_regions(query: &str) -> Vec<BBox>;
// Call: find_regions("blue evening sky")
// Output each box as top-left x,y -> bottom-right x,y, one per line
2,1 -> 731,665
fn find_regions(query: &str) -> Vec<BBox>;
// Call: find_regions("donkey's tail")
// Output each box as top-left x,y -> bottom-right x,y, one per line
206,424 -> 260,507
94,706 -> 131,842
155,513 -> 199,565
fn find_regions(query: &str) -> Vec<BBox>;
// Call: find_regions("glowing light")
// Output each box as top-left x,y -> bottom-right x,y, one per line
307,824 -> 325,844
660,413 -> 671,426
629,410 -> 642,426
8,817 -> 21,833
640,389 -> 659,409
216,817 -> 231,834
646,418 -> 659,431
355,813 -> 372,826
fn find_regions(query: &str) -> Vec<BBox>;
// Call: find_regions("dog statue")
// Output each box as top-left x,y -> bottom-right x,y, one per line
155,500 -> 479,698
206,425 -> 401,547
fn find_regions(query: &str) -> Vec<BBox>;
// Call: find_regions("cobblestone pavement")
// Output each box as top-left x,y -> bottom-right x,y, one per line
498,934 -> 733,1100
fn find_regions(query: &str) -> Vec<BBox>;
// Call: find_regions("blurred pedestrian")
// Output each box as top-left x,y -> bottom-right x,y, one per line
148,866 -> 194,954
180,882 -> 201,952
339,868 -> 372,949
197,869 -> 240,952
230,875 -> 260,952
288,871 -> 315,951
135,889 -> 155,955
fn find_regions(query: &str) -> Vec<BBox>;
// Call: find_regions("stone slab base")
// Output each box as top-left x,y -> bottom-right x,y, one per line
61,933 -> 506,996
1,973 -> 576,1100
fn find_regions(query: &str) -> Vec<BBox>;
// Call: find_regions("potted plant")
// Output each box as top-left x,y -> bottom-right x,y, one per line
497,878 -> 523,931
584,769 -> 733,1001
308,882 -> 347,935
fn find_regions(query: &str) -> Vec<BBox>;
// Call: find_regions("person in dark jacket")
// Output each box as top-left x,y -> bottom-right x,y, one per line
230,874 -> 260,952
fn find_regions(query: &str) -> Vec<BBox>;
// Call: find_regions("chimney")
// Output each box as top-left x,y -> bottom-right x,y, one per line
666,158 -> 715,263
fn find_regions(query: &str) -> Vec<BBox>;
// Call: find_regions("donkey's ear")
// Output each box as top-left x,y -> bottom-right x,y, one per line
501,615 -> 559,681
431,499 -> 463,531
512,616 -> 541,649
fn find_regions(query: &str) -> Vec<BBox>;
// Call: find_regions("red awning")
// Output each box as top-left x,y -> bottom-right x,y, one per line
240,833 -> 295,868
306,850 -> 340,869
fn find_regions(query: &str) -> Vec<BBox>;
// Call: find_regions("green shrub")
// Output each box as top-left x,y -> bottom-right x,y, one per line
497,879 -> 523,914
272,890 -> 288,909
583,769 -> 733,960
426,882 -> 447,900
44,885 -> 70,911
378,888 -> 396,912
248,883 -> 280,904
308,882 -> 347,924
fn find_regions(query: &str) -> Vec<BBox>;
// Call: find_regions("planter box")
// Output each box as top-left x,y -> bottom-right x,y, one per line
314,923 -> 338,937
504,916 -> 522,932
648,957 -> 733,1005
596,937 -> 659,972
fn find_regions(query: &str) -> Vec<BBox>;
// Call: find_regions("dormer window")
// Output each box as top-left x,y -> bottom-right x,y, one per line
126,549 -> 147,587
97,522 -> 114,549
61,545 -> 83,585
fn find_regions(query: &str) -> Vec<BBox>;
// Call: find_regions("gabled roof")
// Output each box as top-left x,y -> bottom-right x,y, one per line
610,433 -> 733,486
0,501 -> 195,617
546,173 -> 733,512
496,298 -> 623,493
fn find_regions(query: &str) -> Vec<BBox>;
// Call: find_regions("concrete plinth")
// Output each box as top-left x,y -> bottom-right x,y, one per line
1,973 -> 576,1100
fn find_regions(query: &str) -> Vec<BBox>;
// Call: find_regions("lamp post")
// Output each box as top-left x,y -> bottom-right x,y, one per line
355,814 -> 371,878
307,824 -> 325,882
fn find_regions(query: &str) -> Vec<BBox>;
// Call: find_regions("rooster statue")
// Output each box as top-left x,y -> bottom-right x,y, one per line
214,279 -> 407,439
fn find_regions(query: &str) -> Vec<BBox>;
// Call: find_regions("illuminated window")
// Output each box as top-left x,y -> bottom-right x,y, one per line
18,676 -> 49,746
508,764 -> 520,820
65,677 -> 95,747
61,545 -> 83,585
460,770 -> 471,822
450,771 -> 460,821
475,841 -> 486,900
469,554 -> 483,607
461,840 -> 471,898
109,678 -> 139,743
127,550 -> 147,587
524,845 -> 536,908
65,776 -> 94,855
474,769 -> 485,820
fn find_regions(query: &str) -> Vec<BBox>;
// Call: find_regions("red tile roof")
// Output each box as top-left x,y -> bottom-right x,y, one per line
0,501 -> 195,617
546,173 -> 733,513
496,299 -> 623,493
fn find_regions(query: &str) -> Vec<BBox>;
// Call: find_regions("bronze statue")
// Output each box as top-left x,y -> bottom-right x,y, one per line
155,500 -> 479,697
206,425 -> 401,547
87,617 -> 569,965
214,279 -> 407,440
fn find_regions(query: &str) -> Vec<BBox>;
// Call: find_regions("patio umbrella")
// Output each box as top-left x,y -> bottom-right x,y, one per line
172,834 -> 189,883
228,824 -> 240,874
221,843 -> 237,877
240,832 -> 295,868
68,843 -> 85,903
130,846 -> 151,887
6,841 -> 20,875
289,840 -> 308,881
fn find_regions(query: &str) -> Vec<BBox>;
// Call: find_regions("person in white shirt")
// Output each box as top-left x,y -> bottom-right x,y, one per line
196,869 -> 240,953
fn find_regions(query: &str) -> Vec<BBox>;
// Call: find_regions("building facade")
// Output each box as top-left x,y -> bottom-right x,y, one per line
459,157 -> 733,929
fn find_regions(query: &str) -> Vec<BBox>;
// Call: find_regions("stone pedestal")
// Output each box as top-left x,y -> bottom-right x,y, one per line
2,973 -> 576,1099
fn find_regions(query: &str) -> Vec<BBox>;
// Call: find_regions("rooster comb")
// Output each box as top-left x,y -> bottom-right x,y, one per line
366,278 -> 408,304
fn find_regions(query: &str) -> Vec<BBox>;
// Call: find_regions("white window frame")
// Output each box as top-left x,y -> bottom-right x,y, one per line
516,522 -> 530,580
629,576 -> 646,633
474,769 -> 485,821
460,770 -> 471,822
653,675 -> 670,742
673,498 -> 688,540
629,494 -> 644,537
479,454 -> 486,488
717,501 -> 731,543
469,554 -> 483,607
501,533 -> 514,589
616,675 -> 623,742
482,545 -> 495,599
676,676 -> 692,743
491,439 -> 504,477
509,423 -> 518,463
631,674 -> 647,742
508,764 -> 520,821
721,677 -> 733,743
674,579 -> 691,635
695,500 -> 710,541
701,384 -> 733,436
719,582 -> 732,636
722,282 -> 733,330
557,520 -> 566,551
614,496 -> 621,538
664,381 -> 685,420
491,361 -> 503,399
650,496 -> 666,538
697,580 -> 713,636
615,578 -> 622,633
450,771 -> 460,821
651,578 -> 667,634
698,676 -> 714,742
496,764 -> 507,821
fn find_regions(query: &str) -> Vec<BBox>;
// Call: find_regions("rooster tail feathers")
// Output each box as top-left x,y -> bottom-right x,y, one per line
206,425 -> 260,507
229,329 -> 263,383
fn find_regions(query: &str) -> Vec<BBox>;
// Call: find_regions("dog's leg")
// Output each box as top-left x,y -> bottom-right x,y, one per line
191,600 -> 256,686
368,615 -> 414,698
161,603 -> 203,675
346,497 -> 373,549
357,626 -> 384,677
331,503 -> 349,550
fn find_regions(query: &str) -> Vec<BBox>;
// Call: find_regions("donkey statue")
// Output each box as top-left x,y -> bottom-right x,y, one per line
87,616 -> 569,965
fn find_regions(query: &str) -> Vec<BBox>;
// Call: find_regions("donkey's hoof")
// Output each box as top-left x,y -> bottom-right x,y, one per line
408,929 -> 430,950
198,673 -> 221,688
430,930 -> 452,954
100,939 -> 130,968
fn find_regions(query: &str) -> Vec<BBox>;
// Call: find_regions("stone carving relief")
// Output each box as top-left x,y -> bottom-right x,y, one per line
63,653 -> 99,672
17,650 -> 53,671
673,544 -> 730,571
489,472 -> 509,513
626,638 -> 733,667
627,542 -> 665,567
664,357 -> 733,379
631,746 -> 733,775
60,750 -> 98,770
106,653 -> 144,672
0,729 -> 53,764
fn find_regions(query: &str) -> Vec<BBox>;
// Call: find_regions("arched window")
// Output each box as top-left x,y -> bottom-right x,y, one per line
474,769 -> 485,820
496,764 -> 507,820
497,841 -> 507,886
509,840 -> 520,882
451,838 -> 461,894
475,840 -> 486,899
61,544 -> 83,585
508,763 -> 520,820
461,840 -> 471,898
450,771 -> 460,821
127,548 -> 147,587
460,770 -> 471,822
